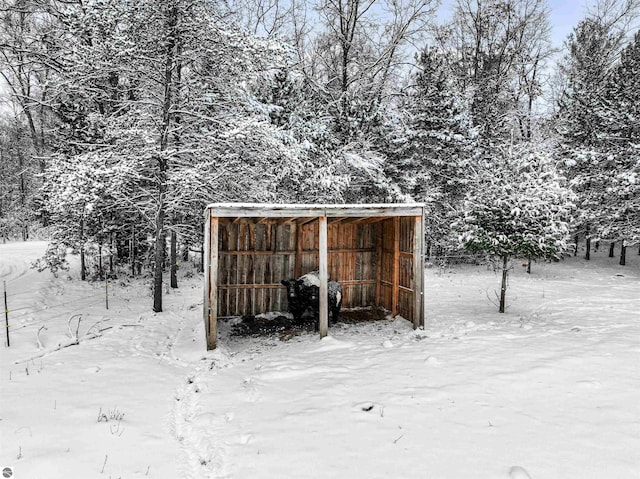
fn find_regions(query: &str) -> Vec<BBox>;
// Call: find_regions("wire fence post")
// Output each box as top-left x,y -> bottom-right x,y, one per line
4,281 -> 9,347
105,279 -> 109,310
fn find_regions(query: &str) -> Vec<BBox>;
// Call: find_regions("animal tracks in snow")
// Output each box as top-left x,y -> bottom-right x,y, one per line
171,366 -> 230,479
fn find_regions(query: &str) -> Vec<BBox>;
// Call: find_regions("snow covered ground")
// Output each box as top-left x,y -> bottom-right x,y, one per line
1,241 -> 639,479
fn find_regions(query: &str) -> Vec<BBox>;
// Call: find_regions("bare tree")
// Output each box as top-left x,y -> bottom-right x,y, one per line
304,0 -> 437,138
228,0 -> 296,37
588,0 -> 640,35
0,0 -> 53,166
435,0 -> 553,141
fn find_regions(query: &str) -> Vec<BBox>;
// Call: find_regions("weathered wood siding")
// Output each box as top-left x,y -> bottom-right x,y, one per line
215,219 -> 383,317
217,221 -> 296,317
204,204 -> 425,349
210,213 -> 421,324
398,216 -> 416,321
376,217 -> 416,319
378,218 -> 395,313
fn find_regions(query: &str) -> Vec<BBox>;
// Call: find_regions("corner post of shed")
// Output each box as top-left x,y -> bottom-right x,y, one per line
413,211 -> 425,329
318,214 -> 329,338
204,210 -> 219,350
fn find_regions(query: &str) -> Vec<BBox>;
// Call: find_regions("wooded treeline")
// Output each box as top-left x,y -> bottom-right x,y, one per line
1,0 -> 638,311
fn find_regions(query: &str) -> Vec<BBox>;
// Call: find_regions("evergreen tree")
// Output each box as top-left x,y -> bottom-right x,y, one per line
595,34 -> 640,254
555,18 -> 623,146
386,46 -> 474,252
457,144 -> 574,312
606,30 -> 640,142
555,17 -> 639,258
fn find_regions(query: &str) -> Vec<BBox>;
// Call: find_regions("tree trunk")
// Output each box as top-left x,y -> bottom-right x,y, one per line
609,242 -> 615,258
109,233 -> 115,275
80,247 -> 86,281
526,257 -> 531,274
170,229 -> 178,288
152,4 -> 179,313
585,236 -> 591,260
80,218 -> 86,281
130,224 -> 136,277
499,255 -> 508,313
98,243 -> 104,281
153,206 -> 165,312
15,125 -> 28,242
620,241 -> 626,266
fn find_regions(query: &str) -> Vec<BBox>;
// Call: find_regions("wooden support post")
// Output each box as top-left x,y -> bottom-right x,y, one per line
318,215 -> 328,338
203,213 -> 211,347
413,215 -> 424,329
204,213 -> 219,349
391,216 -> 400,317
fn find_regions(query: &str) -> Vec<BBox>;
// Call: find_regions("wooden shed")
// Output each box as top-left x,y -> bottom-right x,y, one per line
203,203 -> 425,349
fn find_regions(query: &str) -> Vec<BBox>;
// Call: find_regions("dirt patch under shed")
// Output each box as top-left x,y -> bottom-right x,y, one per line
227,306 -> 390,340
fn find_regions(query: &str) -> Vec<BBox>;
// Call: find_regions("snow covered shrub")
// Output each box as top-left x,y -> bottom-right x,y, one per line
33,241 -> 70,276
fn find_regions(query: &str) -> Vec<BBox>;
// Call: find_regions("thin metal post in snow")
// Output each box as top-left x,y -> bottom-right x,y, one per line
4,281 -> 9,347
105,279 -> 109,310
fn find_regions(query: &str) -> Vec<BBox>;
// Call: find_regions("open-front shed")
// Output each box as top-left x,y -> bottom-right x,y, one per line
203,203 -> 425,349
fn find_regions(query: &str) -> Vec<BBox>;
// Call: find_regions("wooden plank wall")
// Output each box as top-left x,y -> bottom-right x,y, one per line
212,216 -> 421,321
329,222 -> 377,308
216,219 -> 382,316
378,219 -> 395,314
217,221 -> 296,316
378,217 -> 416,320
398,217 -> 416,321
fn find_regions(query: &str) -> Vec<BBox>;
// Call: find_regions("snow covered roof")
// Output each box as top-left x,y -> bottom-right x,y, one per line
205,203 -> 425,218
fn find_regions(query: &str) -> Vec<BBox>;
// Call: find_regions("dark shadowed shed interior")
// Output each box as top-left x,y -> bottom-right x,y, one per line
203,204 -> 425,349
